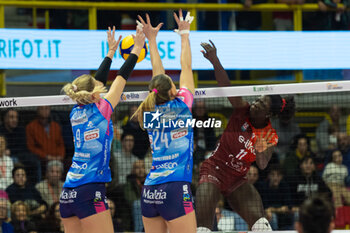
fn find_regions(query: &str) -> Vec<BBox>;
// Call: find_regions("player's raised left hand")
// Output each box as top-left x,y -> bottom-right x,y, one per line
107,26 -> 122,52
254,129 -> 275,153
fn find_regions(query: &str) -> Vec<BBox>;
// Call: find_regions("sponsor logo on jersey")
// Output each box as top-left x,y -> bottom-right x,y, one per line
60,190 -> 77,200
143,189 -> 167,200
94,191 -> 102,202
229,159 -> 248,173
74,152 -> 90,159
87,121 -> 94,128
67,172 -> 84,179
241,122 -> 249,132
251,132 -> 256,139
153,153 -> 179,161
149,170 -> 174,179
84,141 -> 99,149
153,162 -> 178,170
238,135 -> 255,154
178,89 -> 186,95
177,96 -> 185,101
84,128 -> 100,141
71,162 -> 88,170
183,184 -> 190,201
103,139 -> 108,166
171,128 -> 188,140
71,113 -> 88,126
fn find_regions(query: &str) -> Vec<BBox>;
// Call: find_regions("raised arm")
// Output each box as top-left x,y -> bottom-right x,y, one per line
137,14 -> 165,77
95,26 -> 122,85
104,27 -> 145,108
200,40 -> 246,109
174,9 -> 195,94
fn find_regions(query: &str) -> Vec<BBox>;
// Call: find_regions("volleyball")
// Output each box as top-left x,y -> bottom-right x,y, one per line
119,35 -> 148,63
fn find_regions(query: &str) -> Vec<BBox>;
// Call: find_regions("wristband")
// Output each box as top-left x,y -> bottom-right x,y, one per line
117,53 -> 138,81
174,29 -> 190,35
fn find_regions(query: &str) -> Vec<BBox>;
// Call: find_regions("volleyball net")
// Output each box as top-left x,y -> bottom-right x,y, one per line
1,81 -> 350,232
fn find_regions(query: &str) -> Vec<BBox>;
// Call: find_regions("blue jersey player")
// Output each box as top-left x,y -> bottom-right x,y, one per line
59,27 -> 145,233
134,10 -> 196,233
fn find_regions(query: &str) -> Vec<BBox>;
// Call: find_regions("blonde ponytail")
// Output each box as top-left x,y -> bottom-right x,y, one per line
61,74 -> 107,105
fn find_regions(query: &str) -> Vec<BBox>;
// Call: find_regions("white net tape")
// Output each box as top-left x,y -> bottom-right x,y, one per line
1,81 -> 349,108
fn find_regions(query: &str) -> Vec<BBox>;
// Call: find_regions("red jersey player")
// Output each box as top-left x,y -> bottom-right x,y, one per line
196,40 -> 296,232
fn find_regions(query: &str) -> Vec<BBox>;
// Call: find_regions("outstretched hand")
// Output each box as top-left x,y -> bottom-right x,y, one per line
173,9 -> 193,35
200,40 -> 219,64
132,27 -> 146,51
254,129 -> 276,153
137,14 -> 163,40
107,26 -> 122,52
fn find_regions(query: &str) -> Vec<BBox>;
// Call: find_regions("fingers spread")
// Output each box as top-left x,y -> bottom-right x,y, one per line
136,27 -> 145,41
185,11 -> 194,24
209,39 -> 216,48
173,12 -> 180,24
201,43 -> 212,52
179,9 -> 183,20
117,35 -> 122,44
156,22 -> 163,30
267,133 -> 275,143
146,13 -> 151,25
112,26 -> 115,38
265,129 -> 272,140
136,20 -> 143,31
136,20 -> 143,28
137,15 -> 146,25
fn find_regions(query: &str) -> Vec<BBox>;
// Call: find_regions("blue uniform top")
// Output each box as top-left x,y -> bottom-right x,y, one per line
144,88 -> 194,185
63,98 -> 114,188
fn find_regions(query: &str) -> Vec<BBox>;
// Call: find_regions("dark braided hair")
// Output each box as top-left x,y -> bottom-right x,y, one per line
268,95 -> 296,118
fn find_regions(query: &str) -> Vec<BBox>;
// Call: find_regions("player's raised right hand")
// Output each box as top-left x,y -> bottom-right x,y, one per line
131,27 -> 146,56
200,40 -> 219,64
137,14 -> 163,41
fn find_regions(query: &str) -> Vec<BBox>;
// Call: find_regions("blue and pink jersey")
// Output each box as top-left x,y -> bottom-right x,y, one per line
63,98 -> 114,188
145,87 -> 194,185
